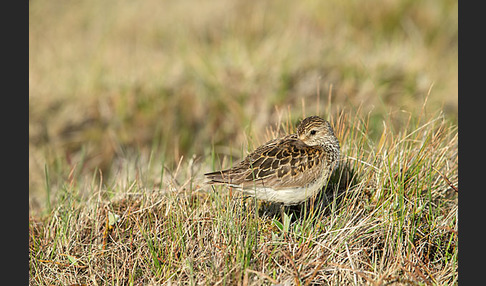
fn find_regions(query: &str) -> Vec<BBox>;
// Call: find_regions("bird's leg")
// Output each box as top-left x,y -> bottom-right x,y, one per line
280,203 -> 285,223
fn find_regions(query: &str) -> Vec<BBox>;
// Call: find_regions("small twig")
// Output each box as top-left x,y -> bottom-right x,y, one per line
432,167 -> 458,192
129,198 -> 164,215
36,258 -> 88,269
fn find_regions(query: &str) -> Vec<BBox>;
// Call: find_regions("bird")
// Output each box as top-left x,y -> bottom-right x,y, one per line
204,116 -> 340,206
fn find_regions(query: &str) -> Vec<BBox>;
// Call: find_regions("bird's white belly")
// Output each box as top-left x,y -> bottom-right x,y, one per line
240,180 -> 324,205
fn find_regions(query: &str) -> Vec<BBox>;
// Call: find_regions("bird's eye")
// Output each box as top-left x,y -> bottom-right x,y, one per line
310,130 -> 317,135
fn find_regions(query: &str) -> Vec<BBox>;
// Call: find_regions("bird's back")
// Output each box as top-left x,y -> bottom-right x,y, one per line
205,134 -> 331,190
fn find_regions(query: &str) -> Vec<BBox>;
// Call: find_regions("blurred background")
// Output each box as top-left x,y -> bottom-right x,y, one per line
29,0 -> 457,212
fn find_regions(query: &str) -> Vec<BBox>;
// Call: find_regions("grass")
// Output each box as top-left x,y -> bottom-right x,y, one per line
29,107 -> 457,285
29,0 -> 457,284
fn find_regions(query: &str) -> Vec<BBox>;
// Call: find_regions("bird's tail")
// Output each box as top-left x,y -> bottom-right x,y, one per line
204,169 -> 247,188
204,170 -> 232,184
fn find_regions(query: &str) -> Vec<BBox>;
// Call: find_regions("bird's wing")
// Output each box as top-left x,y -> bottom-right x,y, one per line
204,136 -> 283,186
205,135 -> 327,189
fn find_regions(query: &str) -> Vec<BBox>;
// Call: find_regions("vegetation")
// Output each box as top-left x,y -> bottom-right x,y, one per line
29,0 -> 457,284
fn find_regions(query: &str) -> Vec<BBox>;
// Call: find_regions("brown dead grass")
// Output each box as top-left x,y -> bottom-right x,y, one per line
29,110 -> 457,285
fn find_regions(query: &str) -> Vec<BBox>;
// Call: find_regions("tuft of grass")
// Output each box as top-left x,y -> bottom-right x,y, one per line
29,105 -> 457,285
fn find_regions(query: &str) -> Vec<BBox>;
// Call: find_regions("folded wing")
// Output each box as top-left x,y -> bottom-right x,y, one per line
205,135 -> 326,189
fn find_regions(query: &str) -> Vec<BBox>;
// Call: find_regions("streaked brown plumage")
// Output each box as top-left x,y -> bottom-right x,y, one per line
205,116 -> 340,205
